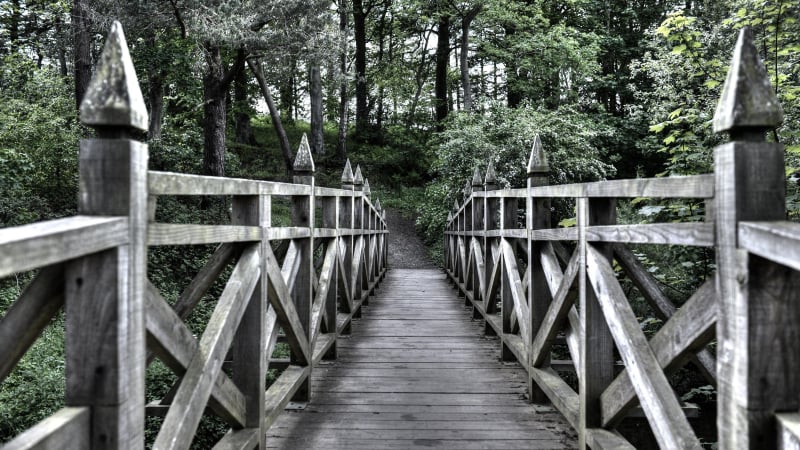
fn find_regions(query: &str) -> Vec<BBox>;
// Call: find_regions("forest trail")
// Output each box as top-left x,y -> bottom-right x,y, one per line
384,208 -> 437,269
266,268 -> 577,449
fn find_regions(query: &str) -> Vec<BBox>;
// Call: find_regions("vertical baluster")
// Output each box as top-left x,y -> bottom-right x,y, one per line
339,160 -> 355,334
713,27 -> 799,449
374,198 -> 383,286
353,165 -> 364,315
291,134 -> 315,402
66,21 -> 148,449
484,162 -> 499,336
577,195 -> 615,449
464,179 -> 473,306
527,135 -> 551,404
321,190 -> 338,359
500,187 -> 517,361
363,178 -> 373,299
471,168 -> 484,319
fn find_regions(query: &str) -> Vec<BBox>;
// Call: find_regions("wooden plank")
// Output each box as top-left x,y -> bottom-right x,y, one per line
0,216 -> 127,278
148,171 -> 311,196
147,223 -> 261,245
312,333 -> 336,365
311,241 -> 338,343
1,407 -> 90,450
777,413 -> 800,449
586,245 -> 701,449
145,283 -> 246,428
153,245 -> 260,450
263,242 -> 311,365
172,243 -> 241,321
0,265 -> 64,384
267,227 -> 312,240
531,249 -> 579,367
530,223 -> 713,246
264,365 -> 310,429
584,429 -> 635,450
614,244 -> 717,383
739,220 -> 800,272
528,174 -> 714,199
600,279 -> 716,426
211,428 -> 259,450
529,367 -> 579,429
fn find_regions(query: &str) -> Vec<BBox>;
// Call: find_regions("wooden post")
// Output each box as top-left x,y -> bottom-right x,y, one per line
363,177 -> 373,298
500,188 -> 517,361
66,21 -> 147,449
353,165 -> 364,315
454,198 -> 463,290
231,195 -> 267,447
713,27 -> 799,449
291,134 -> 315,402
527,135 -> 551,404
339,160 -> 355,334
374,198 -> 383,285
446,211 -> 454,278
484,162 -> 499,336
577,196 -> 616,449
321,191 -> 338,359
471,168 -> 484,319
464,178 -> 473,306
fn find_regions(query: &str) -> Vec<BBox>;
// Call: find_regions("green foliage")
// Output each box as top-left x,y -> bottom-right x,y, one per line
0,54 -> 81,226
417,104 -> 616,247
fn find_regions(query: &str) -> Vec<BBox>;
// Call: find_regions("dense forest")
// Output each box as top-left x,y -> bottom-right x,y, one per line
0,0 -> 799,446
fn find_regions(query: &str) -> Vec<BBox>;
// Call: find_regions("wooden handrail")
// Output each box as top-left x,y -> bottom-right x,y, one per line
444,27 -> 800,450
0,21 -> 389,450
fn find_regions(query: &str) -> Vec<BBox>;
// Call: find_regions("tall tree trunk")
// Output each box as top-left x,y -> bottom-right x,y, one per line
337,0 -> 349,161
279,59 -> 295,124
203,46 -> 227,177
234,51 -> 256,146
353,0 -> 369,137
309,64 -> 325,155
435,14 -> 451,127
148,69 -> 165,140
407,28 -> 433,127
460,5 -> 482,112
72,0 -> 92,111
248,59 -> 294,172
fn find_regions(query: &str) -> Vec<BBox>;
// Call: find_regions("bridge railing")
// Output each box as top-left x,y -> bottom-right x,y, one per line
0,22 -> 387,449
445,27 -> 800,449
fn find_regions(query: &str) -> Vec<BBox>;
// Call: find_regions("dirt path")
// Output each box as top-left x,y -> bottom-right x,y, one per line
384,208 -> 437,269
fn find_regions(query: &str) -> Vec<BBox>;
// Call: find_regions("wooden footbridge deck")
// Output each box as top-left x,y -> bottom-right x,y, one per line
4,23 -> 800,450
267,269 -> 575,449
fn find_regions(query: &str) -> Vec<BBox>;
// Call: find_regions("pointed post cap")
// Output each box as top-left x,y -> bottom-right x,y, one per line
375,198 -> 382,212
342,159 -> 354,184
80,21 -> 148,131
472,167 -> 483,186
713,27 -> 783,134
463,179 -> 472,198
363,178 -> 371,197
453,199 -> 460,211
293,133 -> 315,173
354,165 -> 364,186
527,134 -> 549,174
485,161 -> 497,185
447,211 -> 453,222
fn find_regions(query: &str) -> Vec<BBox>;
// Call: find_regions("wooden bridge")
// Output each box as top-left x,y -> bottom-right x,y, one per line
2,22 -> 800,450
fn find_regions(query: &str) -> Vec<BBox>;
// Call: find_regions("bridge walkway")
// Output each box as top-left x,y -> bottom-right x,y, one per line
267,268 -> 577,449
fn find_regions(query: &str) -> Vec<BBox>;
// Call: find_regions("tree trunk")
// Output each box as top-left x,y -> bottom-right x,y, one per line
203,45 -> 227,177
435,13 -> 451,127
249,59 -> 294,173
234,51 -> 256,146
353,0 -> 369,137
279,59 -> 295,124
309,64 -> 325,155
407,28 -> 433,127
337,0 -> 349,161
148,69 -> 165,140
72,0 -> 92,111
460,6 -> 482,112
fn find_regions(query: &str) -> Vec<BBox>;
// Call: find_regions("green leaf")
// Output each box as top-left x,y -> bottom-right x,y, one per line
649,123 -> 666,133
704,79 -> 720,89
671,44 -> 687,55
668,108 -> 683,120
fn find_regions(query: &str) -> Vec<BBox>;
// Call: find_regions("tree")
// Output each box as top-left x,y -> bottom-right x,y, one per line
435,12 -> 451,125
72,0 -> 91,111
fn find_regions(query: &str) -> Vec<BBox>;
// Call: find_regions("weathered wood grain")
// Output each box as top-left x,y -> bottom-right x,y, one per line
1,407 -> 90,450
148,171 -> 312,196
584,428 -> 635,450
531,249 -> 579,367
530,223 -> 713,246
600,279 -> 716,427
0,216 -> 127,278
263,243 -> 311,365
153,245 -> 260,450
211,428 -> 259,450
777,413 -> 800,449
739,220 -> 800,272
147,223 -> 261,246
527,174 -> 714,199
144,281 -> 246,427
586,244 -> 701,449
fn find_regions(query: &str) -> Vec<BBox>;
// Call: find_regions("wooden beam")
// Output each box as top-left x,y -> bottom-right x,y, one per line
1,407 -> 90,450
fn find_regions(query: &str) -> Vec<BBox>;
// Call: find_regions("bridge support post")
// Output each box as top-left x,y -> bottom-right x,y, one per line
484,163 -> 499,337
471,169 -> 484,319
322,192 -> 339,360
577,197 -> 616,449
501,195 -> 517,362
291,135 -> 315,402
353,166 -> 364,316
464,180 -> 474,306
340,161 -> 355,334
65,21 -> 148,449
526,136 -> 551,404
713,27 -> 800,449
